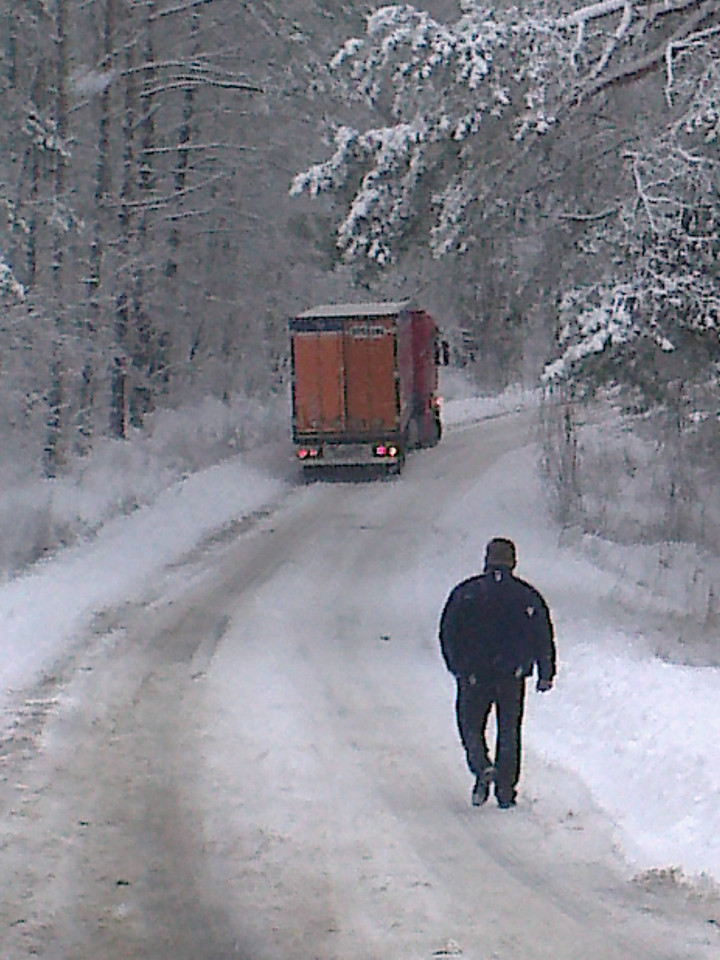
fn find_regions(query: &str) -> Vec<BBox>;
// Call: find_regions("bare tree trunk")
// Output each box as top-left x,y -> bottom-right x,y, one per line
5,8 -> 16,88
26,149 -> 39,288
174,10 -> 199,193
78,0 -> 117,449
111,293 -> 129,439
169,9 -> 201,385
541,382 -> 583,529
119,6 -> 158,431
43,0 -> 69,477
43,349 -> 64,478
129,1 -> 159,427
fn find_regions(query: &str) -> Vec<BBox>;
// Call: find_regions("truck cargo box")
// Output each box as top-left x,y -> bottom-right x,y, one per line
290,301 -> 443,473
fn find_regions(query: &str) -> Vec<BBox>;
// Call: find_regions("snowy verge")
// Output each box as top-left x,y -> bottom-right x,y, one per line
0,392 -> 287,577
440,372 -> 541,427
0,459 -> 284,699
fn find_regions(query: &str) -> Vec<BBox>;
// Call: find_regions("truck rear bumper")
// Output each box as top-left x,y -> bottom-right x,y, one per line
294,441 -> 402,467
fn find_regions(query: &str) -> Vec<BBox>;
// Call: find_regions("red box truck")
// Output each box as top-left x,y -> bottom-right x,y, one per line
289,300 -> 445,474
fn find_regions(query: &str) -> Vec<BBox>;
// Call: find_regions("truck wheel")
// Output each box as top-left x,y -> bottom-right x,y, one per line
387,450 -> 405,476
406,418 -> 421,450
418,412 -> 441,448
427,412 -> 442,446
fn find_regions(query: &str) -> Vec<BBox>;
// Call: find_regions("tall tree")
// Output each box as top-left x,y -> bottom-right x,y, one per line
43,0 -> 71,477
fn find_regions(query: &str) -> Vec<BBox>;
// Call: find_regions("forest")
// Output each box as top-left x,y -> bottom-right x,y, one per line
2,1 -> 720,571
0,1 -> 369,478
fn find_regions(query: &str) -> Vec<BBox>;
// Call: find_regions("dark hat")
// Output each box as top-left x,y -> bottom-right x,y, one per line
484,537 -> 517,569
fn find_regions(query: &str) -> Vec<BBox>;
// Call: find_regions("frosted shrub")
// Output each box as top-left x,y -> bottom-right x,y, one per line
0,391 -> 290,578
144,393 -> 288,474
0,487 -> 56,576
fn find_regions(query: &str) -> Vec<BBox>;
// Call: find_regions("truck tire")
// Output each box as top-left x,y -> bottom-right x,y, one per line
406,417 -> 421,450
387,449 -> 405,476
427,412 -> 442,446
418,412 -> 441,448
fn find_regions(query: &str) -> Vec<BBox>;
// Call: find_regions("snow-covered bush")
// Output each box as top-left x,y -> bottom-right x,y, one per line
0,391 -> 289,578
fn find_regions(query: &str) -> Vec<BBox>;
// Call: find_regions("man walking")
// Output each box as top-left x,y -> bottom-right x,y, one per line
439,537 -> 556,808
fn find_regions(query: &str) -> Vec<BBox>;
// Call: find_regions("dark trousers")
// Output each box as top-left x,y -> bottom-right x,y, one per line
455,675 -> 526,803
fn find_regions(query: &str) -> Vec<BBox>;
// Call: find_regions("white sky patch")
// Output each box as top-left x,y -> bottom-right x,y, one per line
71,68 -> 117,96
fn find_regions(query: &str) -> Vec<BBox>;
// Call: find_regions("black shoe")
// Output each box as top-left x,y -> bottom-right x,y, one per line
497,797 -> 517,809
471,767 -> 495,807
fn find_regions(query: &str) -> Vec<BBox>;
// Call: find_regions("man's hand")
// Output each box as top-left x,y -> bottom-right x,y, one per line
536,679 -> 553,692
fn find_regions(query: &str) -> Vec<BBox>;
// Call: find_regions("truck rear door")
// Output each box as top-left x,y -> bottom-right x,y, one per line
343,318 -> 398,434
292,329 -> 345,433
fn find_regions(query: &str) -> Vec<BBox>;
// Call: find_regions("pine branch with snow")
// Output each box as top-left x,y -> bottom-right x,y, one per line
293,1 -> 720,265
0,255 -> 26,303
291,3 -> 559,263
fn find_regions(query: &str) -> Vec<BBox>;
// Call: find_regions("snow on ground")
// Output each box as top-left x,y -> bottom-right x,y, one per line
1,381 -> 719,891
0,461 -> 283,696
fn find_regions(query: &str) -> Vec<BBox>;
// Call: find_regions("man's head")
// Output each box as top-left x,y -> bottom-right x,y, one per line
484,537 -> 517,571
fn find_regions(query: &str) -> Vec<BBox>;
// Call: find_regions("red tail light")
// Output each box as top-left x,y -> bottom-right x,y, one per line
373,443 -> 399,458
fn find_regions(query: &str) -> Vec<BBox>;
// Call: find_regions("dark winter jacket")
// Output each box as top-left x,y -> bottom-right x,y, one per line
439,564 -> 556,683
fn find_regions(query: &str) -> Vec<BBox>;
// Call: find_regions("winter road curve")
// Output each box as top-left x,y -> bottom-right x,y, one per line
0,410 -> 716,959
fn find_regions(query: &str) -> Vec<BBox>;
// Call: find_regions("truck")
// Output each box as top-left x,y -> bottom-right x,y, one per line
289,300 -> 446,474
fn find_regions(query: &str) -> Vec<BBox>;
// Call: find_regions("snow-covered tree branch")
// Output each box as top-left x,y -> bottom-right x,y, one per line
292,0 -> 720,406
546,36 -> 720,385
293,1 -> 720,265
0,254 -> 26,302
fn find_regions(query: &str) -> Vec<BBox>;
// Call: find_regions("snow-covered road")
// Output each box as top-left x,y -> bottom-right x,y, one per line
1,410 -> 718,958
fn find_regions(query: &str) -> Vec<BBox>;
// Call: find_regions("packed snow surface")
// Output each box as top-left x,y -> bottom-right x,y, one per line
1,385 -> 719,887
